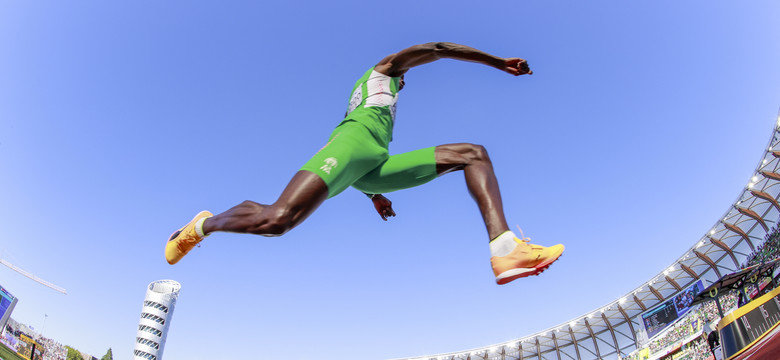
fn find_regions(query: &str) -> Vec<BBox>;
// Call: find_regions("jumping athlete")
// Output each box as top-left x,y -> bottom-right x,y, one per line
165,42 -> 564,285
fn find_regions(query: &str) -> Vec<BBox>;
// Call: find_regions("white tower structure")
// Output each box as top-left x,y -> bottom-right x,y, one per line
133,280 -> 181,360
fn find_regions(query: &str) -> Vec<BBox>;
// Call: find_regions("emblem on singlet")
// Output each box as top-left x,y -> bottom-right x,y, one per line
320,157 -> 338,175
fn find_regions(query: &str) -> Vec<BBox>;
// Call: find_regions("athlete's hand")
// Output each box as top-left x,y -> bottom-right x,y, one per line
371,194 -> 396,221
502,58 -> 532,76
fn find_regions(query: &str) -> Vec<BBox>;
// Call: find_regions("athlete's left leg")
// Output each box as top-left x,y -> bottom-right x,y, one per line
433,143 -> 564,284
352,143 -> 512,239
353,143 -> 564,284
433,143 -> 508,240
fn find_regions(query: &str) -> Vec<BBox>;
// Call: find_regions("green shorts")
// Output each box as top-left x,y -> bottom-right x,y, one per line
300,121 -> 437,198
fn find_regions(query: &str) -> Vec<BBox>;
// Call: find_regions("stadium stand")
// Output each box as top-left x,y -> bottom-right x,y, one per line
741,226 -> 780,269
1,318 -> 84,360
628,225 -> 780,360
638,291 -> 737,359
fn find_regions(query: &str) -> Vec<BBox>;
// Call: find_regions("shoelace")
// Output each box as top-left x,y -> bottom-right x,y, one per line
516,225 -> 531,243
517,225 -> 545,257
173,229 -> 203,252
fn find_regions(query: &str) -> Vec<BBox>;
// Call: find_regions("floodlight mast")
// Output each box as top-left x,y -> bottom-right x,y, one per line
0,258 -> 67,295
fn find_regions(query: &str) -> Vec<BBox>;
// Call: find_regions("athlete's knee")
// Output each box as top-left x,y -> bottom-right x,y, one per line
250,205 -> 297,236
436,143 -> 492,174
463,143 -> 491,164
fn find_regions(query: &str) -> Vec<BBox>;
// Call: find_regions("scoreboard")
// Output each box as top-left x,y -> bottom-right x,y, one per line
0,285 -> 18,332
641,280 -> 703,339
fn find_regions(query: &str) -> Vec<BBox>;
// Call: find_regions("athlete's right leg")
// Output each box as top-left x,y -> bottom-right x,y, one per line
165,171 -> 328,264
165,121 -> 388,265
203,170 -> 328,236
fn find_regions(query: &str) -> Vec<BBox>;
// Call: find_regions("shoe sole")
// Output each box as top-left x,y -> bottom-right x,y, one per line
495,251 -> 564,285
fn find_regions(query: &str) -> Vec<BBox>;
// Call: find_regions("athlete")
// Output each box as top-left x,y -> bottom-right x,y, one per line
166,42 -> 564,285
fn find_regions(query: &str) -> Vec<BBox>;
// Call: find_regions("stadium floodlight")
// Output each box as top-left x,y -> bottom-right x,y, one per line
0,258 -> 67,295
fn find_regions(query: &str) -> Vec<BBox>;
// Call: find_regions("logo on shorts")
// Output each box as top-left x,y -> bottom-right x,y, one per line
320,157 -> 338,175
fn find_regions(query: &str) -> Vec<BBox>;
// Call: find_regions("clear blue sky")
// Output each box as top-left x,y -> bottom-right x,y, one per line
1,1 -> 779,359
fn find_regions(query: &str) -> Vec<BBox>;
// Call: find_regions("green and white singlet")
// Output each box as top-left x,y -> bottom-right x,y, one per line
343,66 -> 401,145
300,67 -> 437,198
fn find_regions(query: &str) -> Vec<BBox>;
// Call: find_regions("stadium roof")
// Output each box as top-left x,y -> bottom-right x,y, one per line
391,114 -> 780,360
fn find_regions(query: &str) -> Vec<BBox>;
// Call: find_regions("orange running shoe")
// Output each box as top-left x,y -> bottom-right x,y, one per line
165,211 -> 213,265
491,237 -> 564,285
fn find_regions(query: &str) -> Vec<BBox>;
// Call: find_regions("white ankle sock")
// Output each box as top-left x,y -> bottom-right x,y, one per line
195,217 -> 209,238
490,230 -> 518,257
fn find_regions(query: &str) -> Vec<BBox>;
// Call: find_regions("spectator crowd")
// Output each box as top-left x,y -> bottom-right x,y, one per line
2,318 -> 77,360
741,224 -> 780,269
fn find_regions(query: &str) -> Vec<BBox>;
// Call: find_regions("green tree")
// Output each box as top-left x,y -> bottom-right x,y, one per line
65,346 -> 82,360
100,348 -> 113,360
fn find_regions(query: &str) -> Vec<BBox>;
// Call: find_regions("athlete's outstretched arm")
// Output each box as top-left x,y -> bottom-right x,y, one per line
374,42 -> 532,77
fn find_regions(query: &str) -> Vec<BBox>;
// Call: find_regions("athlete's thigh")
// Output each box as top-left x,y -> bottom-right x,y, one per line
351,146 -> 438,194
300,121 -> 387,198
